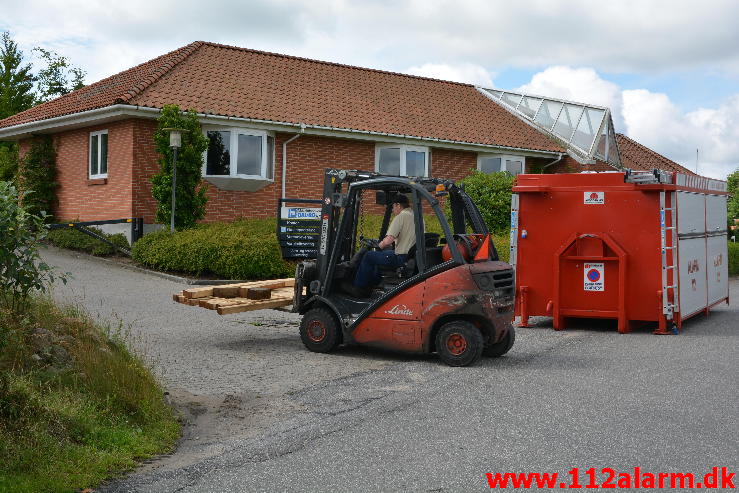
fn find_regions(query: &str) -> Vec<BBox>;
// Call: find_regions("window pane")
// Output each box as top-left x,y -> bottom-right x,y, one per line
501,92 -> 523,108
378,147 -> 400,175
505,159 -> 523,175
266,136 -> 274,180
535,101 -> 563,131
237,134 -> 262,176
206,131 -> 230,175
406,150 -> 425,176
479,157 -> 501,174
553,104 -> 583,143
571,107 -> 605,153
90,135 -> 98,176
100,133 -> 108,175
518,96 -> 542,119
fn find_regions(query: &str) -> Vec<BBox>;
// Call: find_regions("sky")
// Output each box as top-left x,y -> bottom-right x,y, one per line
2,0 -> 739,179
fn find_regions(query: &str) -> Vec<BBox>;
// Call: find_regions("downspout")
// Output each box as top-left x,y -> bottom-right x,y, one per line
542,153 -> 564,171
281,123 -> 306,199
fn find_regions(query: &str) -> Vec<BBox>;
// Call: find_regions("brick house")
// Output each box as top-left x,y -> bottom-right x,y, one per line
0,41 -> 693,238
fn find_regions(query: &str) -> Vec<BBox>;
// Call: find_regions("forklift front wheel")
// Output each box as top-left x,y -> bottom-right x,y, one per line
435,321 -> 483,367
482,325 -> 515,357
300,308 -> 341,353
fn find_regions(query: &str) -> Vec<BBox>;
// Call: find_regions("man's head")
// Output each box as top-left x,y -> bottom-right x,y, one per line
392,193 -> 409,208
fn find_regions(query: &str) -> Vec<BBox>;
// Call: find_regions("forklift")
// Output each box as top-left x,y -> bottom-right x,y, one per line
292,169 -> 516,367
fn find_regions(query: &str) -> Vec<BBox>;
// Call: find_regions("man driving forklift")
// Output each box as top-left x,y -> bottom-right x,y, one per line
350,193 -> 416,297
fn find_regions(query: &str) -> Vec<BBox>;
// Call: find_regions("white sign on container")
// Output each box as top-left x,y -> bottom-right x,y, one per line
584,192 -> 605,204
584,263 -> 605,291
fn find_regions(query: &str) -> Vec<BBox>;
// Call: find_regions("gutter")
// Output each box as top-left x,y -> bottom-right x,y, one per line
0,104 -> 561,158
282,123 -> 305,199
542,153 -> 564,170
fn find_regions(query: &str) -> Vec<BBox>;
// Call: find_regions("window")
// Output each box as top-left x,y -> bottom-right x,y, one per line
89,130 -> 108,178
204,128 -> 274,180
478,154 -> 525,175
375,144 -> 429,177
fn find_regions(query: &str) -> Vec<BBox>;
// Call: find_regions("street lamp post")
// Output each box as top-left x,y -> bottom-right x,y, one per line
163,128 -> 187,232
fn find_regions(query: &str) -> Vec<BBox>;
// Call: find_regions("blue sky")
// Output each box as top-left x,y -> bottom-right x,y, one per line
2,0 -> 738,179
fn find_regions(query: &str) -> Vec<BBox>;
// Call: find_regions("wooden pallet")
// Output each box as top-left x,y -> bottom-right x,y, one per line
173,278 -> 296,315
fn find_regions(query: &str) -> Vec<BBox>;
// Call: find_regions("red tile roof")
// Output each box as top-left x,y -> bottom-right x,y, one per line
0,41 -> 563,153
616,133 -> 696,175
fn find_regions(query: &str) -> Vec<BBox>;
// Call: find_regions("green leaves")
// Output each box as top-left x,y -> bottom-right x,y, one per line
151,105 -> 209,229
0,181 -> 66,314
457,171 -> 515,234
17,135 -> 56,222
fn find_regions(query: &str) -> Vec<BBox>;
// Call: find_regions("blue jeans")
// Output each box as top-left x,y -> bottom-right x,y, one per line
354,250 -> 407,288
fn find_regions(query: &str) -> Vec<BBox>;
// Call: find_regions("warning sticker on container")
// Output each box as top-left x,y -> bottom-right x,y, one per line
584,263 -> 604,291
584,191 -> 605,204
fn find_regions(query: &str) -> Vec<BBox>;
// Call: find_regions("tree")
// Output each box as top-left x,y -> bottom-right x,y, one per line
456,170 -> 515,234
0,32 -> 35,120
33,47 -> 86,103
151,105 -> 208,229
16,136 -> 57,221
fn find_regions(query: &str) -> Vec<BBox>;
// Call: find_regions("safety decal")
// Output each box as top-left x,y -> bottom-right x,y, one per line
584,192 -> 605,205
584,263 -> 605,291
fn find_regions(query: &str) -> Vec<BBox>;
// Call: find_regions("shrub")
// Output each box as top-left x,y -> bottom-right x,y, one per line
455,171 -> 514,234
132,219 -> 294,280
16,136 -> 57,221
47,226 -> 129,256
151,105 -> 208,229
0,181 -> 65,315
729,241 -> 739,276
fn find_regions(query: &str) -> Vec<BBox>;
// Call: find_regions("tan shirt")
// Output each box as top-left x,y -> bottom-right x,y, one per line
386,207 -> 416,255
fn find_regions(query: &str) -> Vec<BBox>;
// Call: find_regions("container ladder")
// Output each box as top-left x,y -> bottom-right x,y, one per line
658,190 -> 679,334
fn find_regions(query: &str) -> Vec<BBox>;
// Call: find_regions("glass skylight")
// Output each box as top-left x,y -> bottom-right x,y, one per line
478,87 -> 622,168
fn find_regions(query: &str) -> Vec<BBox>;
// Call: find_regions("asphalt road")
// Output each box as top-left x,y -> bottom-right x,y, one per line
43,247 -> 738,492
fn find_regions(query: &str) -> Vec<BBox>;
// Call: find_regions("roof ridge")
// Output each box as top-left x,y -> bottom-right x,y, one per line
199,41 -> 476,88
115,41 -> 205,104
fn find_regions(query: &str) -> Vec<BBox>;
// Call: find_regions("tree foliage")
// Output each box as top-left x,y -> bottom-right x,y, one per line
0,32 -> 35,120
457,171 -> 515,234
728,168 -> 739,232
0,181 -> 66,314
151,105 -> 209,229
32,47 -> 86,103
17,136 -> 56,221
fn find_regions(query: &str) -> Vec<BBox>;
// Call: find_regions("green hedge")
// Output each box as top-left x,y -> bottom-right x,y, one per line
131,219 -> 294,280
47,226 -> 130,256
729,241 -> 739,276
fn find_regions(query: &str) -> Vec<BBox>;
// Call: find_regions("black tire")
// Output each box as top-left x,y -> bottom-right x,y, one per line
300,307 -> 341,353
483,325 -> 515,357
435,320 -> 484,367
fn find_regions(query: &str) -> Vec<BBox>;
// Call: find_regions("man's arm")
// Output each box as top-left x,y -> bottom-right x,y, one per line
377,234 -> 396,249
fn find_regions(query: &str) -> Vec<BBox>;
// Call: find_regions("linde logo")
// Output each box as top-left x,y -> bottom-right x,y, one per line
583,191 -> 605,204
687,259 -> 701,274
385,304 -> 414,316
714,254 -> 723,267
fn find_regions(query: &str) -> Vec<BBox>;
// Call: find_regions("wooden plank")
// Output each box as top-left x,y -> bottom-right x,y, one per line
246,287 -> 272,300
183,278 -> 294,299
212,286 -> 241,297
217,297 -> 293,315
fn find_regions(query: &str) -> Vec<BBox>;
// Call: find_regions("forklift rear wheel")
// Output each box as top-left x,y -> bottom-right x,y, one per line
482,325 -> 515,357
300,308 -> 341,353
435,321 -> 483,367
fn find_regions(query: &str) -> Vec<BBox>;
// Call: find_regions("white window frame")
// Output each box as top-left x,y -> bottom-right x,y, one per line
375,144 -> 429,177
202,127 -> 274,180
89,130 -> 108,179
477,153 -> 525,175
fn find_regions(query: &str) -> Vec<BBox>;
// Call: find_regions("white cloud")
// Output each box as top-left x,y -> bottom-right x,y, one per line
403,63 -> 495,87
515,67 -> 738,179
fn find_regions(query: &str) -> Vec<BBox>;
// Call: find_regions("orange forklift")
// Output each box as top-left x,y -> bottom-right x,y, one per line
291,169 -> 516,367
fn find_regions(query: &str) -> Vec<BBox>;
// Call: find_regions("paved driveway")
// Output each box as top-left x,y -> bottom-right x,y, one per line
43,247 -> 739,492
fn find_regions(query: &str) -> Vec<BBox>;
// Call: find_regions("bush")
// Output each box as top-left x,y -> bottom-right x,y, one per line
729,241 -> 739,276
0,181 -> 64,315
455,171 -> 514,234
17,136 -> 57,221
47,226 -> 130,256
132,219 -> 294,280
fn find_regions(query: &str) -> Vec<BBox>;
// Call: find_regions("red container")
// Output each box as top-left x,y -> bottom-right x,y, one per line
511,171 -> 729,333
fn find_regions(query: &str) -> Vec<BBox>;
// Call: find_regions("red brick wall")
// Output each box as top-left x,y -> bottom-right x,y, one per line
32,119 -> 525,223
50,121 -> 134,221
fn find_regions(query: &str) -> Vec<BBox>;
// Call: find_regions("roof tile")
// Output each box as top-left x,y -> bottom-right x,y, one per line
616,133 -> 696,175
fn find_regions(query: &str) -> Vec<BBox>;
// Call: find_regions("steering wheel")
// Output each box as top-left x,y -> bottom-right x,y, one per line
360,237 -> 381,250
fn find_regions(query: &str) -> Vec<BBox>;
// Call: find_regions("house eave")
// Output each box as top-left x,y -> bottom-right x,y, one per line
0,104 -> 561,158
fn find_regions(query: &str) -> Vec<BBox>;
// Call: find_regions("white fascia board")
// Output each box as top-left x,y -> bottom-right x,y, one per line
0,104 -> 560,158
